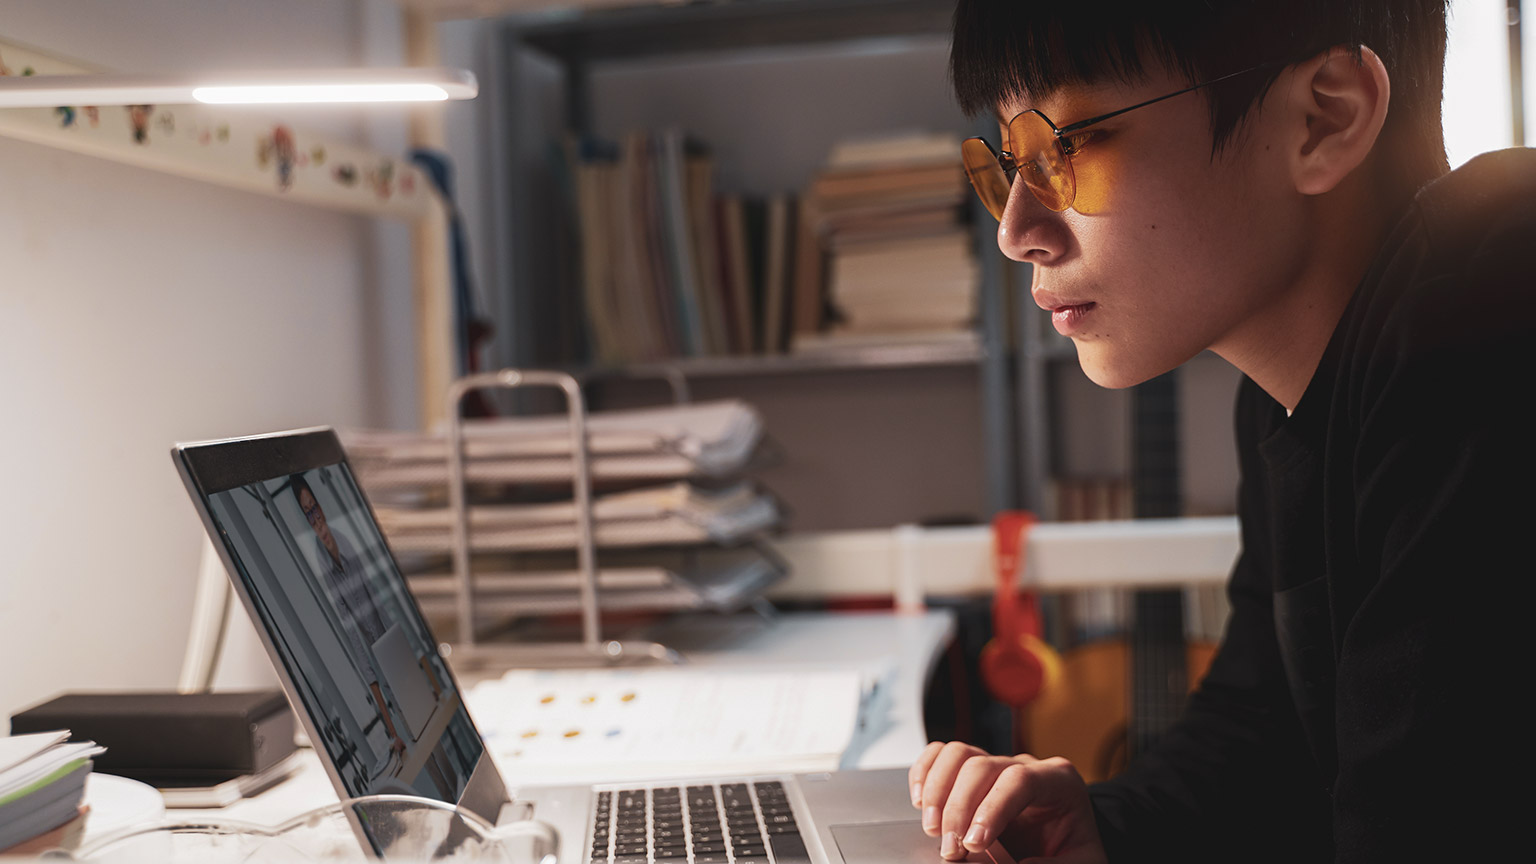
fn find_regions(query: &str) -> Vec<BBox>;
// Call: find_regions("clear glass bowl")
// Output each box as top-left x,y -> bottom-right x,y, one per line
63,794 -> 557,863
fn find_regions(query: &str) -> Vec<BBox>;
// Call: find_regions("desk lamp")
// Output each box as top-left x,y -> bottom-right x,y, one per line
0,67 -> 476,107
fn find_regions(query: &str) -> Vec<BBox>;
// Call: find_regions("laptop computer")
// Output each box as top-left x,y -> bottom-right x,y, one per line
172,426 -> 1014,863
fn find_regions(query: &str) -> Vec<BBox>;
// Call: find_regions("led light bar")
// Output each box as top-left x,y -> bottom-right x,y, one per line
0,67 -> 477,107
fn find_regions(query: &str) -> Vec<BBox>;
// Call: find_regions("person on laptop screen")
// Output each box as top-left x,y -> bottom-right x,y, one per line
289,474 -> 412,763
203,466 -> 480,801
910,1 -> 1529,862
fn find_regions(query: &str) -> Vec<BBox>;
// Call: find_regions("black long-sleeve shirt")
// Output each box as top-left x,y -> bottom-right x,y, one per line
1089,148 -> 1536,861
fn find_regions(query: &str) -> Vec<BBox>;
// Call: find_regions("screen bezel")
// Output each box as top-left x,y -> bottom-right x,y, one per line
171,426 -> 512,826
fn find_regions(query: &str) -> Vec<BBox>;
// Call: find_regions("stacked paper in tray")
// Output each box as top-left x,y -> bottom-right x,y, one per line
405,545 -> 785,617
376,481 -> 779,553
343,399 -> 763,489
0,731 -> 103,854
342,399 -> 783,617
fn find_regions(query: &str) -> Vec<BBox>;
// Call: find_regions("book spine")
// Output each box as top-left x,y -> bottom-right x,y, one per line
791,196 -> 825,338
720,197 -> 755,354
657,129 -> 705,356
634,132 -> 680,357
685,150 -> 728,356
572,148 -> 624,364
762,195 -> 790,354
617,132 -> 666,360
743,197 -> 768,353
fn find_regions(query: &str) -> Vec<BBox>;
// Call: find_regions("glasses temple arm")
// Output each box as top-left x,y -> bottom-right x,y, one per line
1057,62 -> 1283,135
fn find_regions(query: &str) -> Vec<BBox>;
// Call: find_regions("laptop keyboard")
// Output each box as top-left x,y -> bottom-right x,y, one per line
589,781 -> 808,864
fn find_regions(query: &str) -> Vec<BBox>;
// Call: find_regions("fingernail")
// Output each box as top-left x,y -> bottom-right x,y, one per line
965,823 -> 990,848
941,831 -> 961,859
922,806 -> 939,834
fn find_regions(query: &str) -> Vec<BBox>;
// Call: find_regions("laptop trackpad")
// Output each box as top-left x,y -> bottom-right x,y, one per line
830,821 -> 1015,864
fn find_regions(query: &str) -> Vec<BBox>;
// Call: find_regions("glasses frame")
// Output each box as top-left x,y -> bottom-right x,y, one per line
965,61 -> 1283,216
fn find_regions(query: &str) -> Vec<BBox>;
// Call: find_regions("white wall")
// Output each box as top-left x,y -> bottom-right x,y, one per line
0,0 -> 416,724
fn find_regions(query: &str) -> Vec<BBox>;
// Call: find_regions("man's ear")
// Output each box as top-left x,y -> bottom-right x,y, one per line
1285,44 -> 1390,196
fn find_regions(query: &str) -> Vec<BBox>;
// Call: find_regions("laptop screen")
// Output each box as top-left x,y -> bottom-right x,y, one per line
199,456 -> 484,801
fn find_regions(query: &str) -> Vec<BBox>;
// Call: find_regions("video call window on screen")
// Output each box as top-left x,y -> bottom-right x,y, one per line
204,463 -> 483,801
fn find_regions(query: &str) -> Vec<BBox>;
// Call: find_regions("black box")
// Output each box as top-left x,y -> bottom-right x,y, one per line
10,690 -> 295,784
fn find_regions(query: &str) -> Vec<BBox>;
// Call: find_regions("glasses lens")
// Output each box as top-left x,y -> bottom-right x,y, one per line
1008,111 -> 1075,212
961,138 -> 1011,221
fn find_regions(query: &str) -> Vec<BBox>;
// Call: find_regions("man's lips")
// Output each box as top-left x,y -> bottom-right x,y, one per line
1046,301 -> 1097,336
1032,287 -> 1092,312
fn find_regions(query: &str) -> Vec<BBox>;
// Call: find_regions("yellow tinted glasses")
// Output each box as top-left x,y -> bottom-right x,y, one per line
962,62 -> 1280,218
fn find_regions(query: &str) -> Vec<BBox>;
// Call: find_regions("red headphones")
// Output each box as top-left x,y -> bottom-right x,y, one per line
979,511 -> 1061,708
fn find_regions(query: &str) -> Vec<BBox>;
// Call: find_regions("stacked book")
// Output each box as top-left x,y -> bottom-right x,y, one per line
0,731 -> 102,855
568,130 -> 814,361
793,132 -> 979,352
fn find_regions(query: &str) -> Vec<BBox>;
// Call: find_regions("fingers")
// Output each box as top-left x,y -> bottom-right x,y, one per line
910,744 -> 1098,862
958,761 -> 1031,854
919,742 -> 986,837
961,757 -> 1089,857
909,741 -> 944,807
940,756 -> 1014,858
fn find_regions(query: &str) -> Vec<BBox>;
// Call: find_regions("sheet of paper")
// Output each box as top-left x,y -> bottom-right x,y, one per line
0,741 -> 102,799
465,668 -> 866,784
0,732 -> 68,778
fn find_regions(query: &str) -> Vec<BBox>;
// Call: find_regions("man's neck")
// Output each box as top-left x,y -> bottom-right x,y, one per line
1214,175 -> 1397,413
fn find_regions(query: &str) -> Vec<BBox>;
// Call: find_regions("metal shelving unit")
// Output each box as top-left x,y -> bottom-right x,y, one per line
488,0 -> 1051,519
578,338 -> 985,380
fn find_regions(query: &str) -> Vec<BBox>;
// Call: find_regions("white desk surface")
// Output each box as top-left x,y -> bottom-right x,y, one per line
118,609 -> 953,833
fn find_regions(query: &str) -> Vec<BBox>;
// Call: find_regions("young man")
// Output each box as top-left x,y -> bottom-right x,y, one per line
911,2 -> 1532,861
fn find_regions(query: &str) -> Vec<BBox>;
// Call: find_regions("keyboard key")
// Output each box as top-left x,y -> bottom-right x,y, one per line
769,833 -> 812,864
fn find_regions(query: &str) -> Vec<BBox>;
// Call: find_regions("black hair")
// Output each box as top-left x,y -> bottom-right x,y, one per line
951,0 -> 1450,202
288,473 -> 314,506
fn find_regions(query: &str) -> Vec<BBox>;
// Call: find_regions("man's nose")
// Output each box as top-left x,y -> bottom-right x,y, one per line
997,181 -> 1069,265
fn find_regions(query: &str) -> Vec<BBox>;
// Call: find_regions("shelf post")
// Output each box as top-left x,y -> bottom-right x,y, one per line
406,6 -> 456,428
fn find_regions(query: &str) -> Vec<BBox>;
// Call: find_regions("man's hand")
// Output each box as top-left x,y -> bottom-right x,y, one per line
908,741 -> 1106,863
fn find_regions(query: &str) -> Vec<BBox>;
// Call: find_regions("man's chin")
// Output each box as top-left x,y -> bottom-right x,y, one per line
1075,345 -> 1170,390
